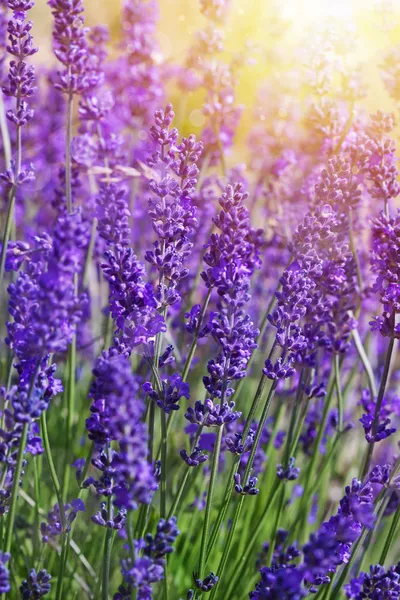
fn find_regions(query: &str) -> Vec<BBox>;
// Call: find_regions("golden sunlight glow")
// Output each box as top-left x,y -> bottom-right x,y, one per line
281,0 -> 355,23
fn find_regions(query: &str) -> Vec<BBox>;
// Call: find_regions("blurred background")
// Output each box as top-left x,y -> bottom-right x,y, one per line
28,0 -> 400,167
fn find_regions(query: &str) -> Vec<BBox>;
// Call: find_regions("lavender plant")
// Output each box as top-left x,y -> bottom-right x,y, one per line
0,0 -> 399,599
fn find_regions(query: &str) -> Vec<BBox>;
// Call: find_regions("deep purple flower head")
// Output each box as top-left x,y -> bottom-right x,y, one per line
195,571 -> 219,593
2,0 -> 37,132
359,388 -> 398,443
48,0 -> 99,95
234,472 -> 259,495
91,502 -> 126,531
276,457 -> 300,481
145,104 -> 203,311
185,398 -> 241,427
142,374 -> 189,414
118,516 -> 179,599
370,210 -> 400,337
257,530 -> 301,571
19,568 -> 52,599
249,565 -> 307,599
40,499 -> 85,543
0,553 -> 10,595
345,563 -> 400,599
180,446 -> 208,467
86,349 -> 157,511
314,154 -> 362,210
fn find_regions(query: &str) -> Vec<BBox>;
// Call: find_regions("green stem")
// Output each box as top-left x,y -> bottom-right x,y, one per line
0,91 -> 11,169
63,332 -> 77,500
101,523 -> 114,600
40,411 -> 66,529
0,188 -> 15,286
33,456 -> 41,555
233,292 -> 278,401
83,216 -> 98,288
206,460 -> 237,562
224,479 -> 281,598
148,401 -> 155,464
361,326 -> 395,479
55,531 -> 70,600
351,325 -> 377,398
168,425 -> 203,519
379,501 -> 400,565
295,374 -> 335,543
206,381 -> 276,590
181,289 -> 212,382
160,410 -> 167,518
209,495 -> 245,600
266,484 -> 286,566
4,422 -> 28,553
198,425 -> 223,581
334,354 -> 344,432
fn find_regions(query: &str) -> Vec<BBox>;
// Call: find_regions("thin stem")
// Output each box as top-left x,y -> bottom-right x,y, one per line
40,412 -> 66,529
209,495 -> 244,600
0,189 -> 16,286
101,499 -> 114,600
351,325 -> 377,398
206,381 -> 276,590
361,325 -> 395,479
55,531 -> 70,600
198,425 -> 223,581
266,483 -> 286,565
63,331 -> 77,500
379,501 -> 400,565
160,410 -> 168,518
168,425 -> 203,519
83,216 -> 98,288
233,292 -> 278,401
4,422 -> 28,553
295,374 -> 335,543
148,401 -> 155,464
0,91 -> 11,169
181,289 -> 212,382
334,354 -> 344,432
224,479 -> 281,598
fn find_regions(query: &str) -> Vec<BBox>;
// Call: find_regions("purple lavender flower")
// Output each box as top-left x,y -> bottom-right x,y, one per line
234,472 -> 259,495
2,0 -> 38,131
40,499 -> 85,543
180,446 -> 208,467
0,553 -> 10,595
201,183 -> 262,397
249,565 -> 307,599
301,478 -> 375,588
86,349 -> 157,511
195,571 -> 219,592
19,568 -> 52,599
359,388 -> 397,443
276,457 -> 300,481
118,517 -> 179,599
257,530 -> 301,570
48,0 -> 98,96
142,373 -> 190,414
91,502 -> 126,531
345,563 -> 400,599
370,210 -> 400,337
145,104 -> 203,311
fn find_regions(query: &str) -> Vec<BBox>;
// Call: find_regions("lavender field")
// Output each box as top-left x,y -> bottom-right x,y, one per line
0,0 -> 399,598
